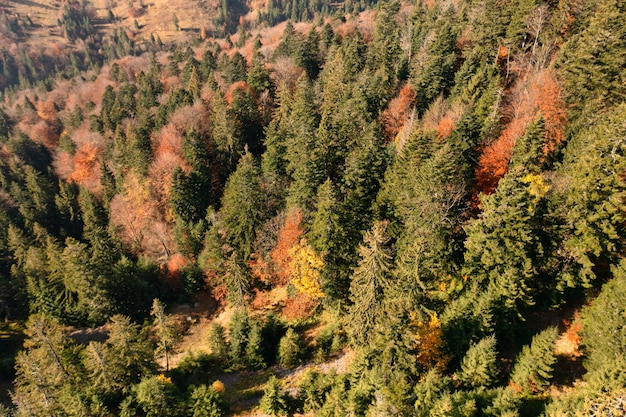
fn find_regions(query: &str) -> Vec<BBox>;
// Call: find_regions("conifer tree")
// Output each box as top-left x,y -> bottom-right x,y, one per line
580,260 -> 626,381
278,328 -> 305,368
207,322 -> 229,362
220,151 -> 263,260
457,335 -> 498,389
189,384 -> 227,417
259,376 -> 288,416
245,322 -> 266,369
509,326 -> 558,394
284,76 -> 322,210
151,299 -> 179,372
348,221 -> 393,345
228,308 -> 249,367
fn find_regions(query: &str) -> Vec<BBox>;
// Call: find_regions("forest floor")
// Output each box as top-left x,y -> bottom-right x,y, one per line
161,287 -> 354,416
1,0 -> 219,50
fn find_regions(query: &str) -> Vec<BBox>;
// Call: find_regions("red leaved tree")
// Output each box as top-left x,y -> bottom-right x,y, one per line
270,208 -> 304,285
379,83 -> 417,142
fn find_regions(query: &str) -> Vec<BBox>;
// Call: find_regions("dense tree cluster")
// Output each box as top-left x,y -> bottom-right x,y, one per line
1,0 -> 625,415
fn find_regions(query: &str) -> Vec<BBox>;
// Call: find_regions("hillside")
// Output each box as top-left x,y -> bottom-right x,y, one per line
1,0 -> 626,416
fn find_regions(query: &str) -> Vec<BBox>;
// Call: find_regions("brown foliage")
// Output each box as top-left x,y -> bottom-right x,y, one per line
475,68 -> 566,195
162,253 -> 189,294
412,314 -> 450,372
66,128 -> 105,194
533,69 -> 567,156
379,83 -> 417,142
281,294 -> 319,321
109,171 -> 174,261
270,208 -> 303,285
555,312 -> 582,358
53,151 -> 75,180
249,254 -> 274,286
169,101 -> 211,135
225,81 -> 256,106
270,57 -> 303,92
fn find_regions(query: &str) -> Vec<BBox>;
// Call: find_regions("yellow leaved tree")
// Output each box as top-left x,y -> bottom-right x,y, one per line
287,239 -> 325,299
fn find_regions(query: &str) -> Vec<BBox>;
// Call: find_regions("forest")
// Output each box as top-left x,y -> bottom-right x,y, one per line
0,0 -> 625,415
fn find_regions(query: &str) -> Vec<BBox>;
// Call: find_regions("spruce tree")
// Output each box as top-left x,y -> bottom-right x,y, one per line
347,221 -> 393,345
220,151 -> 263,260
509,326 -> 558,394
457,335 -> 498,389
259,376 -> 288,416
278,328 -> 305,368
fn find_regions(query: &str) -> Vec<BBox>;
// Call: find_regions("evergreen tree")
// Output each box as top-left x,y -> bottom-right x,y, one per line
151,299 -> 179,372
259,376 -> 288,416
509,326 -> 558,394
245,322 -> 266,369
134,374 -> 181,417
457,335 -> 498,389
228,308 -> 249,368
284,76 -> 323,210
278,328 -> 305,368
223,252 -> 251,308
347,221 -> 393,345
220,151 -> 263,260
207,322 -> 229,362
189,384 -> 227,417
580,260 -> 626,383
463,167 -> 549,333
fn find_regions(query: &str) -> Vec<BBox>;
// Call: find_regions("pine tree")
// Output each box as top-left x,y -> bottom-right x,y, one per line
228,308 -> 249,368
223,252 -> 251,308
134,374 -> 180,417
12,315 -> 76,416
245,322 -> 266,369
463,168 -> 548,332
189,384 -> 227,417
580,260 -> 626,382
284,76 -> 322,210
207,322 -> 229,362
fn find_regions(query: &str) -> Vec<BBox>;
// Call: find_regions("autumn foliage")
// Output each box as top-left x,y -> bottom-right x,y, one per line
270,208 -> 304,285
475,68 -> 566,195
379,83 -> 417,142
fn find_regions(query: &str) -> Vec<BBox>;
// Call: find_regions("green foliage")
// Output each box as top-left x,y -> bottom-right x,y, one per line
457,335 -> 498,389
228,308 -> 250,367
347,221 -> 393,345
220,151 -> 264,260
245,322 -> 266,369
552,103 -> 626,289
259,375 -> 289,416
509,326 -> 559,394
580,260 -> 626,386
134,375 -> 181,417
557,0 -> 626,113
278,327 -> 305,368
188,384 -> 227,417
463,168 -> 550,332
151,299 -> 180,372
207,323 -> 229,362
